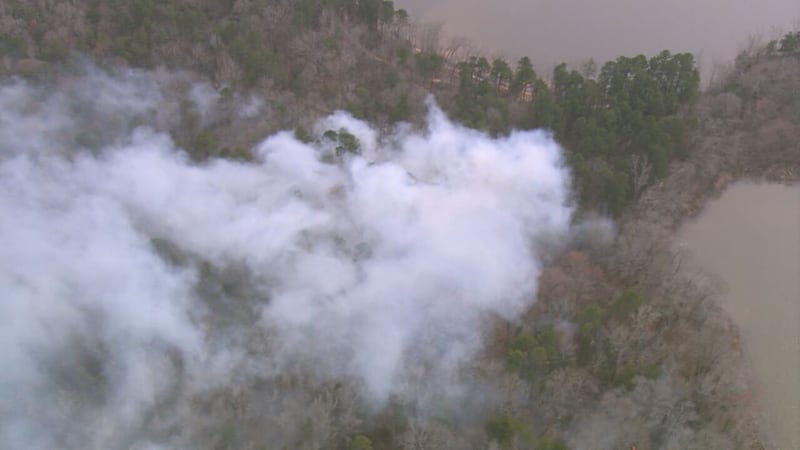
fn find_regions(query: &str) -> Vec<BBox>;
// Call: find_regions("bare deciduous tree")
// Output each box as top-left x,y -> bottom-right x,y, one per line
417,22 -> 443,54
630,153 -> 653,199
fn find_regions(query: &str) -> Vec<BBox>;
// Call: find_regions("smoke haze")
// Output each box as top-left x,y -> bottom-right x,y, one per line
0,68 -> 572,448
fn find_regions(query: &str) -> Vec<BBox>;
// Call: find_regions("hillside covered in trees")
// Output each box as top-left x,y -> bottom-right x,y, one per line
2,1 -> 799,449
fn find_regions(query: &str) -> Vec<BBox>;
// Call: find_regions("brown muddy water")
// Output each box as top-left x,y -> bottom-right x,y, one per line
396,0 -> 800,81
678,182 -> 800,449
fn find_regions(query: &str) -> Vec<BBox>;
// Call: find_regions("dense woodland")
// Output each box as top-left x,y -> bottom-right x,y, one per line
0,0 -> 702,213
2,0 -> 799,448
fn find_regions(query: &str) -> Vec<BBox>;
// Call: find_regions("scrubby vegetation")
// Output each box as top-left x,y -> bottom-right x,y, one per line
3,1 -> 799,448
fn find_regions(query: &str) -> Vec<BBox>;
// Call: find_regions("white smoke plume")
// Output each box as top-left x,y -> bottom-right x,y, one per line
0,67 -> 572,448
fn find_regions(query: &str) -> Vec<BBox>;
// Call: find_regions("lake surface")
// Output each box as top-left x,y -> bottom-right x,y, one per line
396,0 -> 800,80
679,182 -> 800,449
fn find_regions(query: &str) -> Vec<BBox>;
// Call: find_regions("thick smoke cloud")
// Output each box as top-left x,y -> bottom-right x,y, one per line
0,68 -> 571,448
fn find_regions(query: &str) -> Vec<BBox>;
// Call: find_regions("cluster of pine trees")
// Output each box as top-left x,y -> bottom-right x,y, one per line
447,50 -> 699,213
